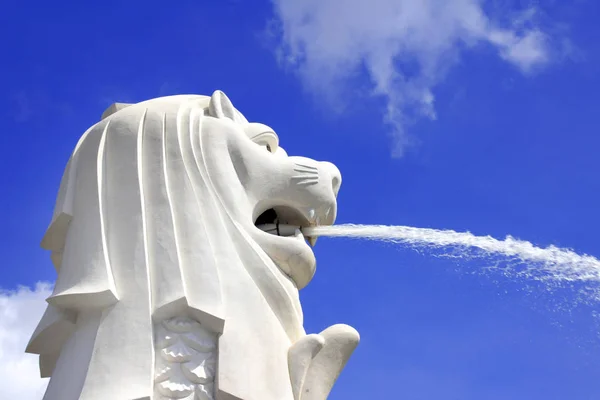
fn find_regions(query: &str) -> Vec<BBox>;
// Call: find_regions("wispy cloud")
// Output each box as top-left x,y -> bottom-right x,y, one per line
0,283 -> 51,399
268,0 -> 562,156
9,91 -> 74,124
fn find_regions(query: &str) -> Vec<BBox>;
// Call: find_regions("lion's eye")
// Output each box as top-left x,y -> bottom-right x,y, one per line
251,131 -> 278,153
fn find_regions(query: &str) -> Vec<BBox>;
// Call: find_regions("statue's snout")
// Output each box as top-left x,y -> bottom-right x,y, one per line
319,161 -> 342,197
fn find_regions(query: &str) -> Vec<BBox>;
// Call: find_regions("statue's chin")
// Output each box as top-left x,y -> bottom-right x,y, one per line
250,225 -> 316,290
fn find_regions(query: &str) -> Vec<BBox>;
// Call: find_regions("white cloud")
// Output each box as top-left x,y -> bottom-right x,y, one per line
269,0 -> 558,156
0,283 -> 51,399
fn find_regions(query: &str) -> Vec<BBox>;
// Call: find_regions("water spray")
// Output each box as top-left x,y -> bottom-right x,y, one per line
302,224 -> 600,284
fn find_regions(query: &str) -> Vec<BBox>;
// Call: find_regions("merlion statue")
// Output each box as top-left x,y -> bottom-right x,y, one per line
26,91 -> 359,400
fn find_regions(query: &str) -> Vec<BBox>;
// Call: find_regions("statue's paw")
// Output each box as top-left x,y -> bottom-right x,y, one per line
288,324 -> 359,400
289,334 -> 326,400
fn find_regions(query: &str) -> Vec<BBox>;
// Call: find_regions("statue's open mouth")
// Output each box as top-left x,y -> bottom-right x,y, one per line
254,207 -> 319,247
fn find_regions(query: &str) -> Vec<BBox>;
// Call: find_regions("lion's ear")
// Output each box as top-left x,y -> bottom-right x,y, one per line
101,102 -> 133,120
208,90 -> 237,121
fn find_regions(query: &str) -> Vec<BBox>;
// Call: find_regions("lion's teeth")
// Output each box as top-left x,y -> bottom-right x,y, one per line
257,223 -> 278,233
307,236 -> 318,247
276,224 -> 299,236
257,224 -> 301,237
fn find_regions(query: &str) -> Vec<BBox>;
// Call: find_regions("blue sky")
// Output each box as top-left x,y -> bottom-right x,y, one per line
1,0 -> 600,398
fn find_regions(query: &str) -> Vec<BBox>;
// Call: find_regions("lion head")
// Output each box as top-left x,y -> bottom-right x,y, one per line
27,91 -> 352,400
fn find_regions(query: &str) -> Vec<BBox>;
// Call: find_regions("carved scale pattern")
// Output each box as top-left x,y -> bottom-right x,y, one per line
154,317 -> 217,400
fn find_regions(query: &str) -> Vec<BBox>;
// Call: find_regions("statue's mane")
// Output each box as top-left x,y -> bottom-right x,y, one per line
41,94 -> 237,318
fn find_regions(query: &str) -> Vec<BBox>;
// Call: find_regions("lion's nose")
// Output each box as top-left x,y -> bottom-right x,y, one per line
320,161 -> 342,197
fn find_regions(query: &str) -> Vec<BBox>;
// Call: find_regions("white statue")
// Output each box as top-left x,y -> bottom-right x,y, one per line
26,91 -> 359,400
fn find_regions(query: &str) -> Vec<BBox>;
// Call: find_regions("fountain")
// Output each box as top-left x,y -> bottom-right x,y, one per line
26,91 -> 599,400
